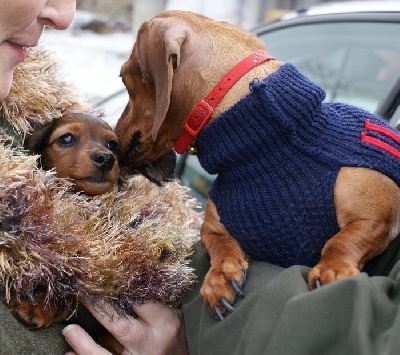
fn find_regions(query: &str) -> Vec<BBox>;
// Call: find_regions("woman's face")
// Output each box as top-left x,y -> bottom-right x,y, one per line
0,0 -> 76,102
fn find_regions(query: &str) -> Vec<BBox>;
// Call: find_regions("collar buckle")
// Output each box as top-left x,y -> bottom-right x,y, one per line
184,100 -> 213,136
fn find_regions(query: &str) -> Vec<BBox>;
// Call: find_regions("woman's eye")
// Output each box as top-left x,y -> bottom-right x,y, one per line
57,133 -> 75,146
107,140 -> 119,151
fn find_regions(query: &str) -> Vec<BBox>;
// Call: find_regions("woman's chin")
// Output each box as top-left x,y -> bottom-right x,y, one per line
0,71 -> 13,102
0,42 -> 28,102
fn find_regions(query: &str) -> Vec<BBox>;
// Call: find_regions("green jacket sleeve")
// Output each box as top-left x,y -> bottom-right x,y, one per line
182,242 -> 400,355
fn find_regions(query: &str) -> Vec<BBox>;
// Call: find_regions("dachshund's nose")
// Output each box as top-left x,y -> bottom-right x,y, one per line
92,151 -> 115,172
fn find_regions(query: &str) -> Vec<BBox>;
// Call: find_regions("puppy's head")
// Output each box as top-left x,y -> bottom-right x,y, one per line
25,113 -> 120,195
115,11 -> 268,177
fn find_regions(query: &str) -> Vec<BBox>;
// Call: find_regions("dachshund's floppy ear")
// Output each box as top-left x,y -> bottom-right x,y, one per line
24,121 -> 56,156
136,17 -> 188,142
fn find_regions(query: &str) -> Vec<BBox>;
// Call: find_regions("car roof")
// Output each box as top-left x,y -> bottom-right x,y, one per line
281,1 -> 400,20
252,0 -> 400,34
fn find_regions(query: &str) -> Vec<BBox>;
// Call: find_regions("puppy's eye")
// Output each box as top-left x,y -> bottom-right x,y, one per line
107,140 -> 119,151
57,133 -> 76,146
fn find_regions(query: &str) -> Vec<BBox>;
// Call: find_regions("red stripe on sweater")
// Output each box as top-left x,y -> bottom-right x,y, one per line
361,132 -> 400,159
365,119 -> 400,143
361,119 -> 400,158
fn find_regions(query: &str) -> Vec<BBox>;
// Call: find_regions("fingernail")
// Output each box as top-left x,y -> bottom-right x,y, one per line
62,324 -> 76,336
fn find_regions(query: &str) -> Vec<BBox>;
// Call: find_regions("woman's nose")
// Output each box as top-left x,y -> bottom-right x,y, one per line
40,0 -> 76,31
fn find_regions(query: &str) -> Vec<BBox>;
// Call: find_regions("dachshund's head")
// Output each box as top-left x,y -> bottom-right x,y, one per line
25,113 -> 120,195
114,11 -> 211,168
114,11 -> 269,185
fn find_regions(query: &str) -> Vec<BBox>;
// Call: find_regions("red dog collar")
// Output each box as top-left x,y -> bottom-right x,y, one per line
174,50 -> 274,154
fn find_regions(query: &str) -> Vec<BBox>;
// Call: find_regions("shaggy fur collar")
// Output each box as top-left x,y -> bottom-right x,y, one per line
0,47 -> 200,316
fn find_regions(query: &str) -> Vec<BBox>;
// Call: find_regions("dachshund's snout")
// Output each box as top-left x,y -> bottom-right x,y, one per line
92,151 -> 115,172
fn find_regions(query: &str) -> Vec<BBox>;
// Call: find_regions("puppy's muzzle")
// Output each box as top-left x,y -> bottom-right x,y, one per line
92,151 -> 115,172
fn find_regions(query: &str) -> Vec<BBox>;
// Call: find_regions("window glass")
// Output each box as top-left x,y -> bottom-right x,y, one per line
258,22 -> 400,112
389,106 -> 400,129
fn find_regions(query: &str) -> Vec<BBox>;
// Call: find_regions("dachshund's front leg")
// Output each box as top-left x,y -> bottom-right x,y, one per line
200,199 -> 248,320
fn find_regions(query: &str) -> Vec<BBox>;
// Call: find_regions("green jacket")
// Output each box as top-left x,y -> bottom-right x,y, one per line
182,242 -> 400,355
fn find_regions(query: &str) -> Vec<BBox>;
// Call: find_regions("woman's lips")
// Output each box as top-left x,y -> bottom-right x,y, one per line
6,41 -> 28,62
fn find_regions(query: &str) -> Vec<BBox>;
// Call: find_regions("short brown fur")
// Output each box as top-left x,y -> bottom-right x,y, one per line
26,112 -> 120,196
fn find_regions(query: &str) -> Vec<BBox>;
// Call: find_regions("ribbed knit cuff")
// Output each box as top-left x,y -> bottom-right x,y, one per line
249,63 -> 326,128
197,63 -> 326,174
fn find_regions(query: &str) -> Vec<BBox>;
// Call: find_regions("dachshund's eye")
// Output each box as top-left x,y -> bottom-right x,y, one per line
107,140 -> 119,151
57,133 -> 76,146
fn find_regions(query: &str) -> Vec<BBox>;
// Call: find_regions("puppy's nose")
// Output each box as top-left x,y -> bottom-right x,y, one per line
92,151 -> 115,172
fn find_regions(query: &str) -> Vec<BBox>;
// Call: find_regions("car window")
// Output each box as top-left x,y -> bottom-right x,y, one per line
258,22 -> 400,113
390,107 -> 400,129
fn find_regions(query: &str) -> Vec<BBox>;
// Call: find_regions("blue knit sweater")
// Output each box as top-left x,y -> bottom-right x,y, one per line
196,63 -> 400,268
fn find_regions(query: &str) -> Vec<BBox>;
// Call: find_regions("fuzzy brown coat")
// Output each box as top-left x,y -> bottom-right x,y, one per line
0,47 -> 201,334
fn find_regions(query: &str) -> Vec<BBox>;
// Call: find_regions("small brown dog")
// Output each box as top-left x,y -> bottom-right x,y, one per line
115,10 -> 400,320
26,112 -> 120,196
7,112 -> 120,329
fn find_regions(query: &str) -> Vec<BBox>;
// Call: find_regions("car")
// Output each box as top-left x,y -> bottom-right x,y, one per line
97,1 -> 400,209
253,0 -> 400,115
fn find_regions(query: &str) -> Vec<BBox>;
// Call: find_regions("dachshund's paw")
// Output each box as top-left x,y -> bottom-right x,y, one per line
7,293 -> 70,329
308,260 -> 360,289
200,257 -> 248,320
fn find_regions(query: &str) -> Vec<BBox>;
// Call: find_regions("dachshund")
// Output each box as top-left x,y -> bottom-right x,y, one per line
25,112 -> 120,195
6,112 -> 120,330
114,10 -> 400,320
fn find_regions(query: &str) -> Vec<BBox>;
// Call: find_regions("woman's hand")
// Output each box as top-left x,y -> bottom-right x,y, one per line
62,301 -> 189,355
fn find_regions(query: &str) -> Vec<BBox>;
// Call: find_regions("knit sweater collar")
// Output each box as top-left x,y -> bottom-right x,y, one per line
196,63 -> 326,175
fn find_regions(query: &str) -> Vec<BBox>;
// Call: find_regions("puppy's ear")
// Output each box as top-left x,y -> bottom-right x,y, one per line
136,17 -> 187,141
124,149 -> 177,186
24,122 -> 56,155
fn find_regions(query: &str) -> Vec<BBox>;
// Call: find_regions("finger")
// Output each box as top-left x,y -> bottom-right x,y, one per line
62,324 -> 112,355
83,301 -> 145,345
132,302 -> 181,326
83,301 -> 119,325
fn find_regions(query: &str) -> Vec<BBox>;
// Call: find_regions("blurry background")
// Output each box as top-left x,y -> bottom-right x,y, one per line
40,0 -> 381,125
76,0 -> 361,33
